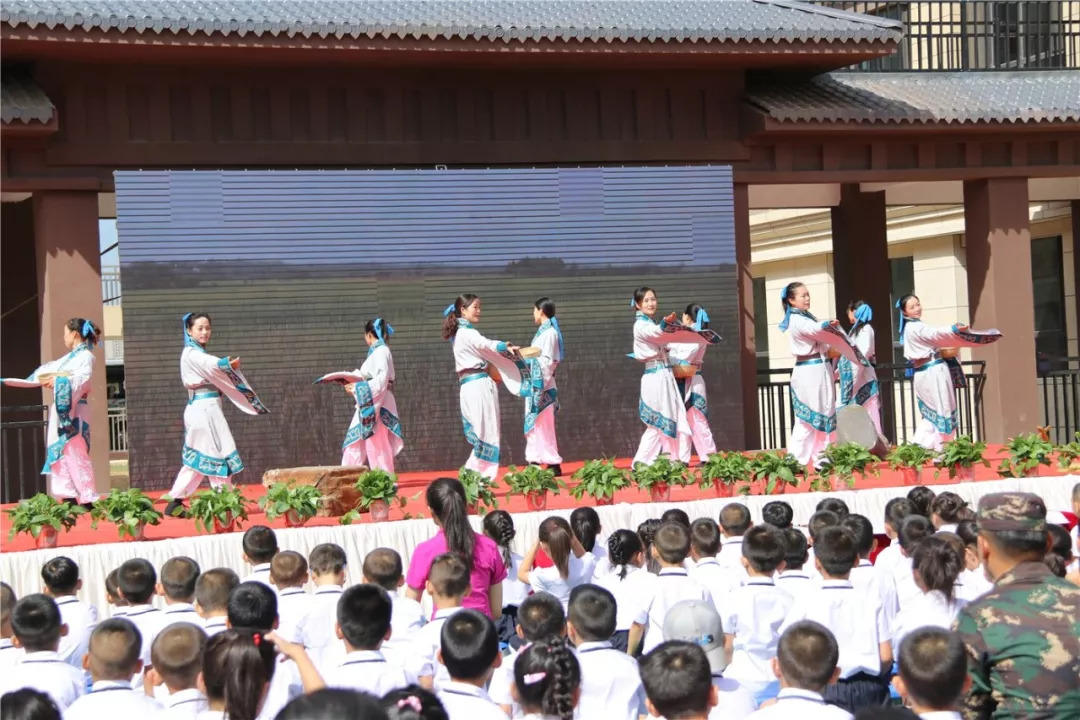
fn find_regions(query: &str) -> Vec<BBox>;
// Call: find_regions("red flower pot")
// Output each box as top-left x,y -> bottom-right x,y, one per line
213,513 -> 236,533
284,510 -> 309,528
524,490 -> 548,512
900,467 -> 920,486
954,466 -> 974,483
36,525 -> 59,549
713,482 -> 735,498
467,502 -> 480,515
121,523 -> 147,542
765,480 -> 787,495
649,484 -> 671,502
594,495 -> 615,506
369,499 -> 390,522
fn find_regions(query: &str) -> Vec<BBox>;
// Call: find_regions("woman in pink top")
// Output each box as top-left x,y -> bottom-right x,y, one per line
405,477 -> 507,618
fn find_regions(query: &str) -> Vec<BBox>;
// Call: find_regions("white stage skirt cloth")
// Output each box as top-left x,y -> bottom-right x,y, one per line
1,476 -> 1074,618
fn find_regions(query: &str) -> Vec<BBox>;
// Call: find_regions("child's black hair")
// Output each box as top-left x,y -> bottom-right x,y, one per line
338,584 -> 392,650
428,553 -> 470,598
439,609 -> 499,681
812,526 -> 858,577
607,529 -> 644,580
279,689 -> 392,720
382,685 -> 448,720
897,628 -> 968,710
0,688 -> 62,720
815,497 -> 850,520
638,641 -> 714,719
807,510 -> 840,543
839,514 -> 875,558
906,486 -> 936,519
718,503 -> 751,535
40,557 -> 80,595
567,584 -> 616,642
761,501 -> 794,529
160,556 -> 201,601
482,510 -> 517,570
517,591 -> 566,642
689,518 -> 721,557
884,497 -> 915,534
117,558 -> 157,605
911,535 -> 963,602
570,507 -> 601,553
653,522 -> 691,565
151,622 -> 207,690
241,525 -> 279,564
88,618 -> 143,681
202,629 -> 277,720
362,548 -> 404,593
776,620 -> 839,691
227,582 -> 277,630
11,595 -> 62,652
513,638 -> 581,720
195,568 -> 240,614
742,524 -> 786,574
637,519 -> 663,574
930,492 -> 969,526
308,543 -> 348,576
898,515 -> 934,553
781,528 -> 809,570
660,508 -> 690,528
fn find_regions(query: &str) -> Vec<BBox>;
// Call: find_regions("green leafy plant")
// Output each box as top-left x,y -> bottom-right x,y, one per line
1057,431 -> 1080,470
187,485 -> 250,534
570,459 -> 631,502
997,432 -> 1053,478
458,467 -> 499,513
355,469 -> 404,509
887,443 -> 938,471
937,435 -> 989,479
699,451 -> 753,492
258,482 -> 323,522
817,442 -> 879,489
504,465 -> 561,495
6,493 -> 85,540
90,488 -> 164,539
631,454 -> 692,490
747,450 -> 803,494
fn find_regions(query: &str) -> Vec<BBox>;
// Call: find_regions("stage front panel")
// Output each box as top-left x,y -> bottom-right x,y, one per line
115,167 -> 740,489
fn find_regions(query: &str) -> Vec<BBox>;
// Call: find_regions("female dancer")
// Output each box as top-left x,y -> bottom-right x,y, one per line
165,312 -> 268,516
779,282 -> 870,468
837,299 -> 883,436
897,294 -> 1001,451
2,318 -> 102,505
341,317 -> 403,472
443,294 -> 525,479
629,287 -> 716,467
524,297 -> 563,476
668,302 -> 717,461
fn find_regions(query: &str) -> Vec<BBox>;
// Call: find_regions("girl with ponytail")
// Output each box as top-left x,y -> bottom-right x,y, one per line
483,510 -> 529,643
512,638 -> 582,720
518,516 -> 596,611
164,312 -> 269,517
837,299 -> 884,437
1,318 -> 102,505
337,317 -> 403,473
892,534 -> 966,653
199,629 -> 277,720
667,302 -> 718,461
524,297 -> 564,477
594,529 -> 653,652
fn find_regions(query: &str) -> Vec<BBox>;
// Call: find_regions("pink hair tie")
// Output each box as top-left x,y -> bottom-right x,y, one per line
397,696 -> 422,712
523,671 -> 547,685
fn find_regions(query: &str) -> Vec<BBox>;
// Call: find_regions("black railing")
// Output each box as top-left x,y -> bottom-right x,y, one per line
814,1 -> 1079,71
758,361 -> 986,450
1,405 -> 48,503
1037,356 -> 1080,444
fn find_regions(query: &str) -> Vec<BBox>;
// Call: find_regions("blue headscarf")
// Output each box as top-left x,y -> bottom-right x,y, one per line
692,307 -> 710,332
778,288 -> 794,332
442,303 -> 456,317
79,320 -> 97,349
182,313 -> 203,350
546,317 -> 565,362
854,303 -> 873,325
373,317 -> 394,343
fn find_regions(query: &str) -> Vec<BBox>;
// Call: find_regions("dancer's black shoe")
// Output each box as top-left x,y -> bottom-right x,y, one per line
164,498 -> 188,518
548,464 -> 564,477
80,502 -> 95,512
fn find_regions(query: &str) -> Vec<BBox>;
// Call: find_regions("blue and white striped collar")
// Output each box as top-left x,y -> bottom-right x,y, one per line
635,311 -> 658,325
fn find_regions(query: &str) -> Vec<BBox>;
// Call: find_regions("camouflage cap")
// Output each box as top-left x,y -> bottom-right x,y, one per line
975,492 -> 1047,532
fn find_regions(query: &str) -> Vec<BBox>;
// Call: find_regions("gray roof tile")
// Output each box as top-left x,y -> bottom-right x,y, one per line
0,0 -> 902,45
747,71 -> 1080,125
0,69 -> 54,124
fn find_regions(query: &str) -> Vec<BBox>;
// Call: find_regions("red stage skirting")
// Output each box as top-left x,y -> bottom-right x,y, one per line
1,447 -> 1021,553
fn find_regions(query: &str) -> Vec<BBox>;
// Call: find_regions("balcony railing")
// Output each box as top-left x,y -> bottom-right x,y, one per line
102,266 -> 121,306
814,1 -> 1080,71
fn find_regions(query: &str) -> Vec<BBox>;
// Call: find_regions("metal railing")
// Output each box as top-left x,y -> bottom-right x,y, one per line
108,406 -> 128,453
1037,356 -> 1080,444
814,1 -> 1080,71
1,405 -> 47,503
758,361 -> 986,450
102,266 -> 121,306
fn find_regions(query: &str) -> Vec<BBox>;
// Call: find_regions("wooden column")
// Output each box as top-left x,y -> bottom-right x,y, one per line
735,183 -> 760,449
963,178 -> 1038,442
33,191 -> 109,493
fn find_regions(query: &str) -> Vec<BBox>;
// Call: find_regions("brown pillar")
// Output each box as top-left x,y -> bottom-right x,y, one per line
33,192 -> 109,493
963,178 -> 1038,442
735,183 -> 760,449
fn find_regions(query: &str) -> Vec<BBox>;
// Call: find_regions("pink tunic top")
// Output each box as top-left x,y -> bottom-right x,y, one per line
405,530 -> 508,617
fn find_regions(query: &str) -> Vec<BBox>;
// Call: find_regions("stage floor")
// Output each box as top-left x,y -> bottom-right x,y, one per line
1,448 -> 1026,553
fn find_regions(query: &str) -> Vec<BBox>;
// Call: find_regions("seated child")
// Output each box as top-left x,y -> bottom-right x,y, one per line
271,551 -> 310,643
320,584 -> 408,695
746,620 -> 851,719
150,622 -> 208,719
194,568 -> 239,636
595,529 -> 655,652
64,619 -> 162,720
512,638 -> 581,720
893,515 -> 934,607
717,504 -> 752,581
874,498 -> 915,578
299,544 -> 348,655
116,558 -> 167,678
105,569 -> 128,614
0,594 -> 85,709
482,510 -> 528,645
41,556 -> 98,670
842,514 -> 898,628
200,630 -> 277,720
158,557 -> 202,626
519,516 -> 597,611
567,585 -> 645,720
689,518 -> 739,608
406,553 -> 470,689
639,640 -> 718,720
363,548 -> 426,654
1,582 -> 18,672
761,501 -> 794,530
857,628 -> 969,720
241,525 -> 279,587
435,609 -> 506,720
775,528 -> 815,605
489,591 -> 567,715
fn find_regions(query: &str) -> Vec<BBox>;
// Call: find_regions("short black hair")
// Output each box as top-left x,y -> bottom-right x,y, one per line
517,591 -> 566,642
117,558 -> 157,604
1,688 -> 61,720
660,508 -> 690,528
439,609 -> 499,681
898,628 -> 968,709
363,548 -> 404,592
195,568 -> 240,613
984,528 -> 1049,558
653,522 -> 691,564
742,524 -> 786,574
807,510 -> 840,542
776,621 -> 839,691
719,503 -> 751,535
907,486 -> 936,518
270,552 -> 308,588
884,497 -> 915,533
0,582 -> 15,626
840,514 -> 875,558
898,515 -> 934,552
278,688 -> 390,720
88,618 -> 143,680
815,497 -> 849,519
428,553 -> 470,598
567,585 -> 616,641
813,526 -> 858,577
160,556 -> 201,601
781,528 -> 809,570
242,525 -> 279,564
337,584 -> 392,650
11,594 -> 62,651
689,518 -> 721,557
639,641 -> 713,719
761,501 -> 794,529
227,582 -> 277,630
151,622 -> 207,689
308,543 -> 347,576
40,557 -> 79,595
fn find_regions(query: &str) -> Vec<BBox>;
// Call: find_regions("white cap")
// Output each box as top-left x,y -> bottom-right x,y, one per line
662,599 -> 727,673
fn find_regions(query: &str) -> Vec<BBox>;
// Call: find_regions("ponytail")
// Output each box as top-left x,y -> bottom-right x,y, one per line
930,492 -> 968,526
382,685 -> 446,720
67,317 -> 101,349
570,507 -> 600,553
513,638 -> 581,720
426,478 -> 475,569
911,535 -> 962,603
607,529 -> 643,581
637,519 -> 662,575
540,517 -> 572,580
441,294 -> 478,340
202,630 -> 276,720
483,510 -> 517,569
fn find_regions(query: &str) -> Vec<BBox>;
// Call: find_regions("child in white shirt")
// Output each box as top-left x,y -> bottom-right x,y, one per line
745,620 -> 851,720
362,548 -> 426,657
488,591 -> 567,716
406,553 -> 471,689
511,638 -> 582,720
0,582 -> 19,673
64,618 -> 163,720
240,525 -> 278,587
194,568 -> 239,638
639,639 -> 721,720
880,628 -> 970,720
149,622 -> 209,720
775,528 -> 817,605
436,609 -> 507,720
270,551 -> 310,643
572,507 -> 610,577
717,504 -> 752,581
874,498 -> 916,580
519,516 -> 597,611
116,558 -> 169,687
891,536 -> 967,655
482,510 -> 529,645
298,543 -> 348,655
0,594 -> 85,709
595,529 -> 657,652
40,556 -> 98,671
892,515 -> 935,608
953,520 -> 994,603
159,557 -> 204,628
841,515 -> 899,630
318,585 -> 408,695
567,585 -> 645,720
689,518 -> 740,608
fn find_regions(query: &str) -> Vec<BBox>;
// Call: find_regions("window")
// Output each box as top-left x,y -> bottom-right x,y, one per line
889,256 -> 915,365
1031,235 -> 1066,370
752,276 -> 770,372
992,1 -> 1066,69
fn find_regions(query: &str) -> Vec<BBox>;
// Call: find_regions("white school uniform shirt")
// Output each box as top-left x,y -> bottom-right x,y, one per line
298,586 -> 344,654
158,688 -> 209,720
574,640 -> 646,720
918,713 -> 963,720
0,650 -> 86,709
718,537 -> 748,572
486,644 -> 519,708
849,560 -> 898,634
954,567 -> 994,604
242,563 -> 273,588
780,579 -> 889,679
722,579 -> 796,685
0,637 -> 21,672
595,565 -> 658,632
256,656 -> 305,720
873,542 -> 904,577
321,649 -> 409,695
162,602 -> 203,628
892,590 -> 967,654
54,596 -> 98,670
195,711 -> 226,720
64,679 -> 162,720
890,555 -> 922,609
123,604 -> 169,686
774,570 -> 817,606
936,523 -> 958,535
501,551 -> 531,607
387,590 -> 427,647
202,616 -> 228,637
745,688 -> 853,720
406,607 -> 459,687
690,557 -> 740,609
438,681 -> 510,720
634,567 -> 713,655
275,587 -> 311,643
528,553 -> 597,610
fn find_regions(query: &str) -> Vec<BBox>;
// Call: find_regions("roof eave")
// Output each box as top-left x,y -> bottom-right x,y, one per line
0,115 -> 59,139
743,108 -> 1080,137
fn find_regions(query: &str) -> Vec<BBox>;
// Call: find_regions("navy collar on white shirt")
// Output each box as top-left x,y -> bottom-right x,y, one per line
19,651 -> 61,664
776,688 -> 827,704
576,641 -> 614,654
820,579 -> 853,590
441,681 -> 489,700
164,688 -> 207,708
90,680 -> 135,693
314,587 -> 343,596
723,537 -> 744,546
658,568 -> 688,577
0,638 -> 14,650
695,557 -> 720,568
165,603 -> 199,614
278,588 -> 306,597
744,578 -> 776,587
856,559 -> 873,568
340,650 -> 387,666
54,596 -> 80,606
432,607 -> 460,620
250,564 -> 271,574
124,605 -> 161,618
778,571 -> 810,580
204,617 -> 228,628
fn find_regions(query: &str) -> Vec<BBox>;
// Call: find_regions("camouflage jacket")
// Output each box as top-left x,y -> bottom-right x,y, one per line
953,561 -> 1080,720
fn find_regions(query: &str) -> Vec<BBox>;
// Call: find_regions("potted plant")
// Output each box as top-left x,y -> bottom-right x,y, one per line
631,454 -> 692,502
90,488 -> 163,541
504,464 -> 560,512
937,435 -> 989,482
1057,431 -> 1080,472
5,493 -> 85,548
258,482 -> 322,527
355,469 -> 402,522
188,485 -> 250,534
746,450 -> 803,495
699,451 -> 752,498
458,467 -> 499,514
816,442 -> 878,491
997,432 -> 1054,478
886,443 -> 937,486
570,458 -> 631,506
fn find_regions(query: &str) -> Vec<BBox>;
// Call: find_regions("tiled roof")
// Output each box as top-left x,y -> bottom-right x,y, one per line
0,0 -> 902,45
0,70 -> 54,124
747,71 -> 1080,125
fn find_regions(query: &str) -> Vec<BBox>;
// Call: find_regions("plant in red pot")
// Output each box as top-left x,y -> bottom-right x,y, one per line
189,485 -> 250,534
90,488 -> 163,542
505,464 -> 561,512
6,493 -> 85,549
570,458 -> 630,507
997,432 -> 1053,479
814,442 -> 877,492
699,451 -> 752,498
631,453 -> 692,503
886,443 -> 937,487
259,482 -> 322,527
1056,431 -> 1080,474
936,435 -> 988,484
354,469 -> 403,522
458,467 -> 499,515
746,450 -> 802,496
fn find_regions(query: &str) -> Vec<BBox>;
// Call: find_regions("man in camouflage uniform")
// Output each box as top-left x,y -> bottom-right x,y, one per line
952,492 -> 1080,719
